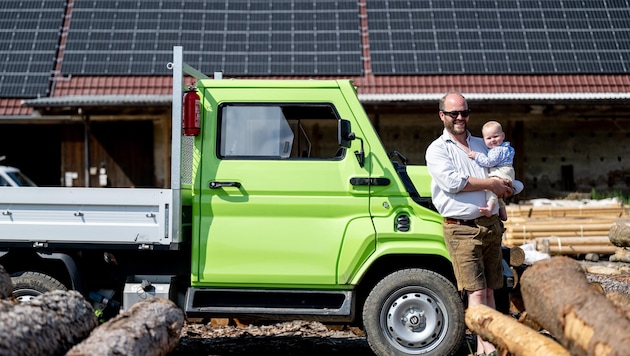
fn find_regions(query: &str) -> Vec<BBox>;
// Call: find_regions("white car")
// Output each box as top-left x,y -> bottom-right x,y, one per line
0,165 -> 37,187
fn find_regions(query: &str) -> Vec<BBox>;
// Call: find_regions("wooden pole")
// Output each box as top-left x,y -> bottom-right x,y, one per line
465,304 -> 569,356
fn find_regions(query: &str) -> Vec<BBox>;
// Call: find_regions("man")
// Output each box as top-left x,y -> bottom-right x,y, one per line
425,92 -> 513,356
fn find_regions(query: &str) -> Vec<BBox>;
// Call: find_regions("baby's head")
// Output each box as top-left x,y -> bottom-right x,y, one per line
481,121 -> 505,148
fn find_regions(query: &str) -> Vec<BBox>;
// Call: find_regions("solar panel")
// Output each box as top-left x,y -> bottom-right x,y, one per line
0,0 -> 65,98
62,0 -> 363,76
367,0 -> 630,74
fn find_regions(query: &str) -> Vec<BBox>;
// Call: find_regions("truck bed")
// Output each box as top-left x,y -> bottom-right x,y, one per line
0,187 -> 175,247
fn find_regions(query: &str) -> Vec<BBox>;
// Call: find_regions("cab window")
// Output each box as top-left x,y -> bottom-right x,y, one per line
218,103 -> 343,159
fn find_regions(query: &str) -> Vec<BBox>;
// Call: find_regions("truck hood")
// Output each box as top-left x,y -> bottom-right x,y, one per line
404,165 -> 432,198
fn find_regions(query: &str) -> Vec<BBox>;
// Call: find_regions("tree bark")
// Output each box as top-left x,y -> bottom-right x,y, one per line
609,220 -> 630,247
606,292 -> 630,319
67,297 -> 184,356
0,290 -> 97,356
465,304 -> 569,356
520,256 -> 630,356
0,264 -> 12,299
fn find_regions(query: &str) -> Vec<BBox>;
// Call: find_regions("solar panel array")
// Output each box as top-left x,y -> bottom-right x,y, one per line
0,0 -> 65,98
61,0 -> 363,76
367,0 -> 630,74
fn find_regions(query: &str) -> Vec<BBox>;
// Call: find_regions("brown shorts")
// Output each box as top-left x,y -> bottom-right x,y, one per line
442,214 -> 505,292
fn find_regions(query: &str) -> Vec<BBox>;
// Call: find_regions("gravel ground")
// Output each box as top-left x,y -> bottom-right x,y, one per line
172,320 -> 374,356
170,259 -> 630,356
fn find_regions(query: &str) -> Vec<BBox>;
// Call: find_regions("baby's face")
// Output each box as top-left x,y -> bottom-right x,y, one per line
483,127 -> 504,148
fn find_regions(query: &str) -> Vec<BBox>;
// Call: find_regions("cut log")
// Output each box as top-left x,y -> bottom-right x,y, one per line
67,297 -> 184,356
0,290 -> 98,356
465,304 -> 569,356
0,264 -> 12,299
520,256 -> 630,356
609,220 -> 630,247
509,246 -> 526,266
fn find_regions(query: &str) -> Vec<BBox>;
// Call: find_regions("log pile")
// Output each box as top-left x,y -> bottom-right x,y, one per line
503,201 -> 630,258
466,256 -> 630,356
0,265 -> 184,355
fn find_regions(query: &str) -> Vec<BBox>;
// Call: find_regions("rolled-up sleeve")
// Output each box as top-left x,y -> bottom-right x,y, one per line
426,140 -> 469,194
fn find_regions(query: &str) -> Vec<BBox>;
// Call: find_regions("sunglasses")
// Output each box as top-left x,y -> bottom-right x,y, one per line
441,110 -> 471,119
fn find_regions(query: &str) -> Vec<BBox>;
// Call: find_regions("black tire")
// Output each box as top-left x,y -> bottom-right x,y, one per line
362,268 -> 465,356
10,271 -> 67,302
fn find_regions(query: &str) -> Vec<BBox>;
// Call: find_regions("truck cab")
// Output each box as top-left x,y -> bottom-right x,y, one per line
182,78 -> 465,355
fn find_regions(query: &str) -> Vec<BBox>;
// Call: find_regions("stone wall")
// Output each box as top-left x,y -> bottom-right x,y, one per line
365,103 -> 630,200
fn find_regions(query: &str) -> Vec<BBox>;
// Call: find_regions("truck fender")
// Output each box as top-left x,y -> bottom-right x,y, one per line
35,251 -> 82,292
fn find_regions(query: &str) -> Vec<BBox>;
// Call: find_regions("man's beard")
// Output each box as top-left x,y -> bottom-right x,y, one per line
446,120 -> 466,135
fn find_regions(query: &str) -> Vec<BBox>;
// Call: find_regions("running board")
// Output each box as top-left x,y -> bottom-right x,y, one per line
184,288 -> 354,321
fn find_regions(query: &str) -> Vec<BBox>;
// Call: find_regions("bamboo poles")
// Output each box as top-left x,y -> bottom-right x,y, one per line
502,202 -> 628,256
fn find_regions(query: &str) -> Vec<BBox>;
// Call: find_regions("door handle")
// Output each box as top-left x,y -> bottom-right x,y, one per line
209,181 -> 242,189
350,177 -> 390,186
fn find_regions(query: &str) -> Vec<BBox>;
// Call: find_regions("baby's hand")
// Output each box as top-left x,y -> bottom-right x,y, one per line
467,151 -> 477,159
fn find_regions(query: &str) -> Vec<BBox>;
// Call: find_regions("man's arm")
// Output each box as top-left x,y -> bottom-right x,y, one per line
464,176 -> 513,198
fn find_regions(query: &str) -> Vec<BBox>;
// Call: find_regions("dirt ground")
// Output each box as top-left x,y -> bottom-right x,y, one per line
171,259 -> 630,356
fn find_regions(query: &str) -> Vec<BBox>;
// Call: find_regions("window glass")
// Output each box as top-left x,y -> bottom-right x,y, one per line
218,104 -> 343,159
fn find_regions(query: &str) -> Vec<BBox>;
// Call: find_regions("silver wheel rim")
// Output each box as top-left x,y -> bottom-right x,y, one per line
383,288 -> 448,354
13,288 -> 43,302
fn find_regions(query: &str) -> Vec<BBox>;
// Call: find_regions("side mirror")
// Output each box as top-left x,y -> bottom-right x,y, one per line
338,119 -> 355,148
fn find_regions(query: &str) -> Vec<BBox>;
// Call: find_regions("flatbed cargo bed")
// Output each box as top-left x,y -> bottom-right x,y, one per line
0,187 -> 175,246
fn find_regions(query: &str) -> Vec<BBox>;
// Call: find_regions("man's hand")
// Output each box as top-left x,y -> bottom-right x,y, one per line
464,177 -> 512,198
488,178 -> 513,199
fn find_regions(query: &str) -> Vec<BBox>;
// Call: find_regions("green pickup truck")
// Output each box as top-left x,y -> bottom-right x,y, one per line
0,47 -> 466,356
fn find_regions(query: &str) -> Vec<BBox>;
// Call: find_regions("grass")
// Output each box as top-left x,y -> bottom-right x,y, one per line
590,189 -> 630,205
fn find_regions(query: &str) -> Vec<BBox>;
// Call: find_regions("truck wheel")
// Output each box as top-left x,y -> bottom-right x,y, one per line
362,268 -> 465,356
10,271 -> 67,302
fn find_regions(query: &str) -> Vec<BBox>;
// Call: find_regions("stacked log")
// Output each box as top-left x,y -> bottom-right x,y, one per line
0,264 -> 183,355
503,217 -> 615,248
466,256 -> 630,355
505,203 -> 627,219
0,264 -> 12,299
0,290 -> 98,356
465,304 -> 569,356
503,202 -> 629,258
534,236 -> 617,255
520,256 -> 630,356
67,297 -> 184,356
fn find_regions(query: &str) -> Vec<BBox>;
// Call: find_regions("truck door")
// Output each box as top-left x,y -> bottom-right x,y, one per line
194,98 -> 375,286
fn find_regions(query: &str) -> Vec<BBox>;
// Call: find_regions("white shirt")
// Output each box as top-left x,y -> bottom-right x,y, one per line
425,128 -> 497,220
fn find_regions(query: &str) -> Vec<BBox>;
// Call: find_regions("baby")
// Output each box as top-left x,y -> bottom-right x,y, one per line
467,120 -> 517,221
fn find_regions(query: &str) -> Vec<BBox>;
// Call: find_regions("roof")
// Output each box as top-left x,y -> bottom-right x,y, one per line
2,0 -> 630,117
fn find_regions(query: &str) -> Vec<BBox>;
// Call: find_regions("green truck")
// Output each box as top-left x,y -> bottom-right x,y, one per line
0,47 -> 466,355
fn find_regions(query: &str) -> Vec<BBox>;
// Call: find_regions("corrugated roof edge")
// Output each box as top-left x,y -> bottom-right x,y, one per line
22,94 -> 172,108
21,91 -> 630,108
358,92 -> 630,103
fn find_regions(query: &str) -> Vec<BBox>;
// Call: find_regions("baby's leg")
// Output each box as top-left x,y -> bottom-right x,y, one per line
478,190 -> 496,217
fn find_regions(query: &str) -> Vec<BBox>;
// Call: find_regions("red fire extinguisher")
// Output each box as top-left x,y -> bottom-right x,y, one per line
182,86 -> 200,136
